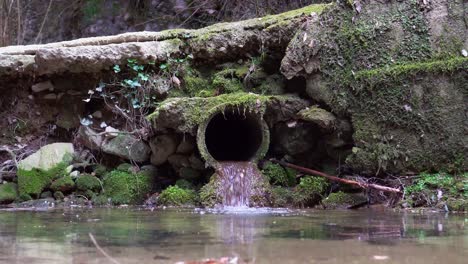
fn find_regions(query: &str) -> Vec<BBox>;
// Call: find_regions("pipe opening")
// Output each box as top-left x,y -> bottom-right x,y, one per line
205,109 -> 264,161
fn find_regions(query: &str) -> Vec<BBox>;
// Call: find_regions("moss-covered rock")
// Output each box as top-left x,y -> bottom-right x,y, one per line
271,186 -> 294,207
53,191 -> 65,200
281,0 -> 468,174
158,185 -> 198,206
18,162 -> 70,198
76,174 -> 101,192
17,143 -> 74,197
50,175 -> 75,193
446,198 -> 467,212
199,175 -> 222,207
297,106 -> 337,132
0,182 -> 18,204
322,191 -> 367,209
101,170 -> 153,205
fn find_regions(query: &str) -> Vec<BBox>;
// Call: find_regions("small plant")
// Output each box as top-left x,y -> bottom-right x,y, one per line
84,57 -> 191,137
159,185 -> 198,206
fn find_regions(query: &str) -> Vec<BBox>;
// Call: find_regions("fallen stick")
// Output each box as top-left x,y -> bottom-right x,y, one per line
88,233 -> 121,264
270,159 -> 402,194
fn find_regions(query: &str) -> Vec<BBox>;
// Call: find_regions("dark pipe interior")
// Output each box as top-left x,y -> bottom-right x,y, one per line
205,109 -> 263,161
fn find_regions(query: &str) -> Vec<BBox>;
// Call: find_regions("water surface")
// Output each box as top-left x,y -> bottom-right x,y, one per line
0,207 -> 466,263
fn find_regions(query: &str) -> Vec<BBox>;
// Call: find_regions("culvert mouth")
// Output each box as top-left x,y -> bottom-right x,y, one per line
197,107 -> 270,168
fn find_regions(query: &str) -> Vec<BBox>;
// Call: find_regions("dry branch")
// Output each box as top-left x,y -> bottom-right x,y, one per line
270,159 -> 402,194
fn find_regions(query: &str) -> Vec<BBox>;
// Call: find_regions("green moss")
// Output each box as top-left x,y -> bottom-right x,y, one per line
92,164 -> 108,178
262,161 -> 296,187
17,162 -> 69,198
102,170 -> 153,205
183,69 -> 215,97
76,174 -> 102,192
149,92 -> 273,133
271,186 -> 294,207
446,199 -> 467,212
17,193 -> 32,202
354,57 -> 468,86
116,163 -> 133,172
158,185 -> 198,206
50,176 -> 75,193
322,191 -> 366,209
199,174 -> 222,207
293,176 -> 329,207
212,69 -> 244,94
0,183 -> 18,204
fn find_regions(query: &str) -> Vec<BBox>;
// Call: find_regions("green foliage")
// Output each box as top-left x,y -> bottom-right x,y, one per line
50,176 -> 75,193
17,162 -> 69,198
404,172 -> 467,207
0,183 -> 18,204
297,176 -> 329,195
76,174 -> 102,192
292,176 -> 329,207
158,185 -> 197,206
102,170 -> 153,205
262,162 -> 296,187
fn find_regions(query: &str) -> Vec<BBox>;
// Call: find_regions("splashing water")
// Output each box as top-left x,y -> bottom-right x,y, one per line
217,161 -> 261,207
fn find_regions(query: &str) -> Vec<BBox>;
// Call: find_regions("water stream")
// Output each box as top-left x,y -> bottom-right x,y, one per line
217,161 -> 261,207
0,208 -> 466,263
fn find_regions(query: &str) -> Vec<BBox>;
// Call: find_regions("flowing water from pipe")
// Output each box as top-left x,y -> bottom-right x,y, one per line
217,161 -> 261,207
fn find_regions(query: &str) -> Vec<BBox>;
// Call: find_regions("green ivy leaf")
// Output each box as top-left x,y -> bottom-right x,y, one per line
113,65 -> 121,73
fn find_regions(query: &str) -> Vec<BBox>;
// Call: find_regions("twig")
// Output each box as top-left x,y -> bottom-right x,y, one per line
270,159 -> 402,194
88,233 -> 121,264
34,0 -> 53,44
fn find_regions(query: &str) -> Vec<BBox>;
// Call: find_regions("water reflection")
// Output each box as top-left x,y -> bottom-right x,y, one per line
0,208 -> 466,264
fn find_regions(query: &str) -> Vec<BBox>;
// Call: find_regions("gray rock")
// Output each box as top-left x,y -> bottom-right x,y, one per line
150,134 -> 180,165
297,106 -> 337,133
17,198 -> 56,209
189,154 -> 205,170
18,143 -> 74,171
176,135 -> 196,154
167,154 -> 190,168
78,125 -> 103,150
31,80 -> 54,93
102,135 -> 150,162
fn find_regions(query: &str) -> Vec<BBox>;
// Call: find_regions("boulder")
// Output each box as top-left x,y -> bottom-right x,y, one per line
176,135 -> 196,154
31,80 -> 54,93
18,142 -> 74,172
102,135 -> 150,162
167,154 -> 190,168
77,125 -> 103,150
297,106 -> 337,132
150,134 -> 180,165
